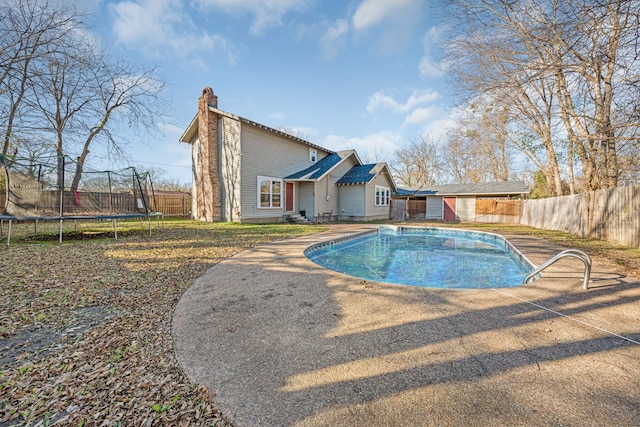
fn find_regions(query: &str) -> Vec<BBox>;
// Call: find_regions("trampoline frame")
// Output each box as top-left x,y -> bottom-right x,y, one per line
1,155 -> 166,245
0,212 -> 165,245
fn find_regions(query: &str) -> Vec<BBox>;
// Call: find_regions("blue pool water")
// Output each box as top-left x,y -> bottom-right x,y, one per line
305,227 -> 534,289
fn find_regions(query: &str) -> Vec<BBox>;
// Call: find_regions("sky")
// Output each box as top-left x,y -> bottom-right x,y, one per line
78,0 -> 453,185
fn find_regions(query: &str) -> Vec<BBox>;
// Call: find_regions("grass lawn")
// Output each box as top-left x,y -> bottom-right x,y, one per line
0,218 -> 638,425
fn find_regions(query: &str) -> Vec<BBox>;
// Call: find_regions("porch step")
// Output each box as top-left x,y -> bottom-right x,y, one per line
288,213 -> 311,224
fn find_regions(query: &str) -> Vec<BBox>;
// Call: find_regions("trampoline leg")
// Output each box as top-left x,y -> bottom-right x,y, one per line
7,220 -> 11,246
59,219 -> 63,244
147,216 -> 151,236
113,218 -> 117,240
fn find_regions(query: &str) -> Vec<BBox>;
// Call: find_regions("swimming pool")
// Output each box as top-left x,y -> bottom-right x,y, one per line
305,226 -> 535,289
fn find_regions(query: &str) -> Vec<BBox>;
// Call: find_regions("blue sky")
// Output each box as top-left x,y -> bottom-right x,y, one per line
79,0 -> 452,184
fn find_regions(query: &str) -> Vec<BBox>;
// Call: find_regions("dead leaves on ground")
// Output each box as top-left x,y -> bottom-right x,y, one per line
0,221 -> 324,426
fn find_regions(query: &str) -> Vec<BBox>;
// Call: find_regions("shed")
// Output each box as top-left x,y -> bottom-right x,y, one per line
395,181 -> 530,221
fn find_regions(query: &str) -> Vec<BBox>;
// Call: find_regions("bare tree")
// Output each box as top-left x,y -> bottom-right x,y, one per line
30,48 -> 94,187
550,0 -> 640,189
2,1 -> 167,190
444,0 -> 640,192
391,134 -> 443,186
275,126 -> 311,141
443,98 -> 516,183
445,0 -> 566,195
67,58 -> 167,192
137,165 -> 190,192
0,0 -> 83,156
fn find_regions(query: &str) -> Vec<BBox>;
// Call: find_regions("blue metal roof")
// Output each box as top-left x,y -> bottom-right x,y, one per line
335,164 -> 378,185
395,188 -> 437,196
285,152 -> 344,180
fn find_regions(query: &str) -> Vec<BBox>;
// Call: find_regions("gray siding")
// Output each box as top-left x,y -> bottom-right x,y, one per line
456,196 -> 476,222
239,123 -> 330,221
364,173 -> 393,220
298,181 -> 315,220
426,196 -> 443,219
219,116 -> 241,221
337,169 -> 393,221
338,185 -> 364,219
313,157 -> 356,220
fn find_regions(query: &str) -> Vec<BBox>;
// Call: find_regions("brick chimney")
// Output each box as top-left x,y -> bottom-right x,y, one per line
195,86 -> 221,221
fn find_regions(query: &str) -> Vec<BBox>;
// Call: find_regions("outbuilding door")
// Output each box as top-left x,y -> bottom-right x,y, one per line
443,197 -> 456,221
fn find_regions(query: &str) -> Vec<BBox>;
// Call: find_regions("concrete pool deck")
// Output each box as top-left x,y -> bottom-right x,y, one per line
172,225 -> 640,426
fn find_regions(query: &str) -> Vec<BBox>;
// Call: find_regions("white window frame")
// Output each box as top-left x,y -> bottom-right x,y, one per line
374,185 -> 390,206
257,176 -> 283,209
309,148 -> 317,163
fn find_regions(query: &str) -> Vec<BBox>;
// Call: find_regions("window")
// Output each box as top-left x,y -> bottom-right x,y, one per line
258,176 -> 282,208
309,148 -> 317,163
375,185 -> 390,206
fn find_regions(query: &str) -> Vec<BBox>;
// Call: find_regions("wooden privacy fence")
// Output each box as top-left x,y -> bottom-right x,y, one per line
521,185 -> 640,248
407,200 -> 425,219
0,191 -> 192,218
475,199 -> 523,223
152,194 -> 192,217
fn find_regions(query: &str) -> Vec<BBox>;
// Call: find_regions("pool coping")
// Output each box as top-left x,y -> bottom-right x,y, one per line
172,224 -> 640,426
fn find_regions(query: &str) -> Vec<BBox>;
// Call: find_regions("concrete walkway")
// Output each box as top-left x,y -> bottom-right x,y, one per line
172,225 -> 640,426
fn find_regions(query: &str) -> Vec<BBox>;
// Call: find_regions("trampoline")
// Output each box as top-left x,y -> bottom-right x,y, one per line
0,154 -> 164,244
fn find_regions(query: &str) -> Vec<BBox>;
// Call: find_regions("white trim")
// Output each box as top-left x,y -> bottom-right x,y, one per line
374,185 -> 390,206
257,175 -> 283,209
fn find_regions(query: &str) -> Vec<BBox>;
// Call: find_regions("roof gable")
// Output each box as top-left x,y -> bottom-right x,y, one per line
285,150 -> 358,181
336,163 -> 397,191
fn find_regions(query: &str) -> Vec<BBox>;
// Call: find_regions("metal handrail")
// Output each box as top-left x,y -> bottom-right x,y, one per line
523,249 -> 592,290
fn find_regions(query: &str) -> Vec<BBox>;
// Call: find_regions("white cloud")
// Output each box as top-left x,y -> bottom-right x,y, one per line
322,131 -> 403,163
367,89 -> 439,114
196,0 -> 312,35
110,0 -> 236,65
402,106 -> 439,126
157,122 -> 185,137
352,0 -> 421,31
419,26 -> 446,78
351,0 -> 423,52
320,19 -> 349,60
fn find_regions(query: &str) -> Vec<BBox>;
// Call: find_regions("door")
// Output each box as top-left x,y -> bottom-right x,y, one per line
285,182 -> 294,212
443,197 -> 456,221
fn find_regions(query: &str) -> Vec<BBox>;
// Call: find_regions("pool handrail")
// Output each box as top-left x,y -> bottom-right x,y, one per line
524,249 -> 592,290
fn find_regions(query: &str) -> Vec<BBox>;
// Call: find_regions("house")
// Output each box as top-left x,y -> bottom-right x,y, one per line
395,181 -> 530,221
179,86 -> 397,223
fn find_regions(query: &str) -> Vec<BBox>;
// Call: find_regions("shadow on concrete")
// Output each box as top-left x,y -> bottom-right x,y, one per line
173,226 -> 640,426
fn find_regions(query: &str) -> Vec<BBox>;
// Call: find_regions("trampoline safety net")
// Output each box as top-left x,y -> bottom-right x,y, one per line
1,154 -> 156,218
